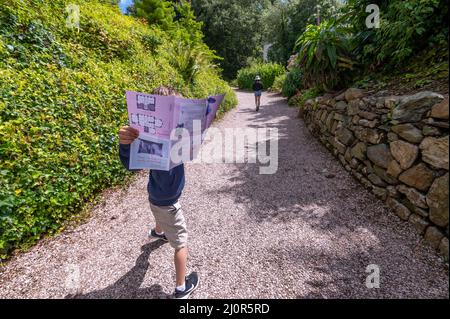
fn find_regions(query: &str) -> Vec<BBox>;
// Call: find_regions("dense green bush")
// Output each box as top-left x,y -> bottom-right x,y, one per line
133,0 -> 175,30
271,73 -> 286,93
282,68 -> 303,98
262,0 -> 341,65
294,21 -> 355,90
288,87 -> 321,107
236,63 -> 285,90
288,0 -> 448,92
342,0 -> 448,69
0,0 -> 236,259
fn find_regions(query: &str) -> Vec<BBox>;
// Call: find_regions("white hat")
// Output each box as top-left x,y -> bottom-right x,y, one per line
255,75 -> 261,80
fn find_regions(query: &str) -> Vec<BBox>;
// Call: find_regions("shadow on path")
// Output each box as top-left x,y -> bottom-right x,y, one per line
209,90 -> 448,298
66,240 -> 172,299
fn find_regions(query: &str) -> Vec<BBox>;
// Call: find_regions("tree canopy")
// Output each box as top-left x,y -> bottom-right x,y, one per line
191,0 -> 269,79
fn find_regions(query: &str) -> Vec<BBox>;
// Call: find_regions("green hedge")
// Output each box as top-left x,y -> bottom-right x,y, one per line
236,63 -> 285,91
0,0 -> 237,259
271,73 -> 286,93
288,87 -> 322,107
282,68 -> 303,98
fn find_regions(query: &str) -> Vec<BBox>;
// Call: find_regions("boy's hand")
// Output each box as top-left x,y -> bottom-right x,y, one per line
119,126 -> 139,145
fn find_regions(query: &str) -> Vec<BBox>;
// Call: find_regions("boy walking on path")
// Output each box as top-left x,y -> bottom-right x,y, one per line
118,86 -> 199,299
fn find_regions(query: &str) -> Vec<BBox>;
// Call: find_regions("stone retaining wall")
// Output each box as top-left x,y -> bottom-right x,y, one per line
300,88 -> 449,259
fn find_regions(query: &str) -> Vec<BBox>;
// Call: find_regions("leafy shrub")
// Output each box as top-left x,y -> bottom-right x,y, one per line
282,67 -> 302,98
271,73 -> 286,93
288,87 -> 321,107
166,42 -> 219,85
294,21 -> 355,90
236,63 -> 285,91
342,0 -> 448,69
229,79 -> 238,87
133,0 -> 175,30
0,0 -> 236,259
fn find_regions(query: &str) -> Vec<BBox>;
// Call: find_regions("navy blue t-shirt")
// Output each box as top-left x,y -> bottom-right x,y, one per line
119,144 -> 185,206
253,82 -> 263,91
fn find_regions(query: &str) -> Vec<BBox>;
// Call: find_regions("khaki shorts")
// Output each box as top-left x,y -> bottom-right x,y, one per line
149,201 -> 187,250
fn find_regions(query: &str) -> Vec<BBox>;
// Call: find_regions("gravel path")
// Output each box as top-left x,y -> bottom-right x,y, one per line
0,90 -> 448,299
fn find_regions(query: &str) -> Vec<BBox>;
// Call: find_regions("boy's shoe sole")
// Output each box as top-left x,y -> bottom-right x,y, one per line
173,272 -> 200,299
149,229 -> 168,242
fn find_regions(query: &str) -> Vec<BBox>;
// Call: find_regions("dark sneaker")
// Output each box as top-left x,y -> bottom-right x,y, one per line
149,229 -> 168,242
173,272 -> 199,299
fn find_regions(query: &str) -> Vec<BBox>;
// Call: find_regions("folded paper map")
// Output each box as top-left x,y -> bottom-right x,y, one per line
126,91 -> 225,170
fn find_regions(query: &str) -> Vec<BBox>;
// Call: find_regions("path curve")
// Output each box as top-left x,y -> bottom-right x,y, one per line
0,90 -> 448,299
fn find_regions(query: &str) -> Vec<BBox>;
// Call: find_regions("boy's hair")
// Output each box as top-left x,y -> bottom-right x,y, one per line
152,86 -> 182,97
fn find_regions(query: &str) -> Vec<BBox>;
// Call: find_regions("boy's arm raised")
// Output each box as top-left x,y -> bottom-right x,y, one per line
118,126 -> 141,172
